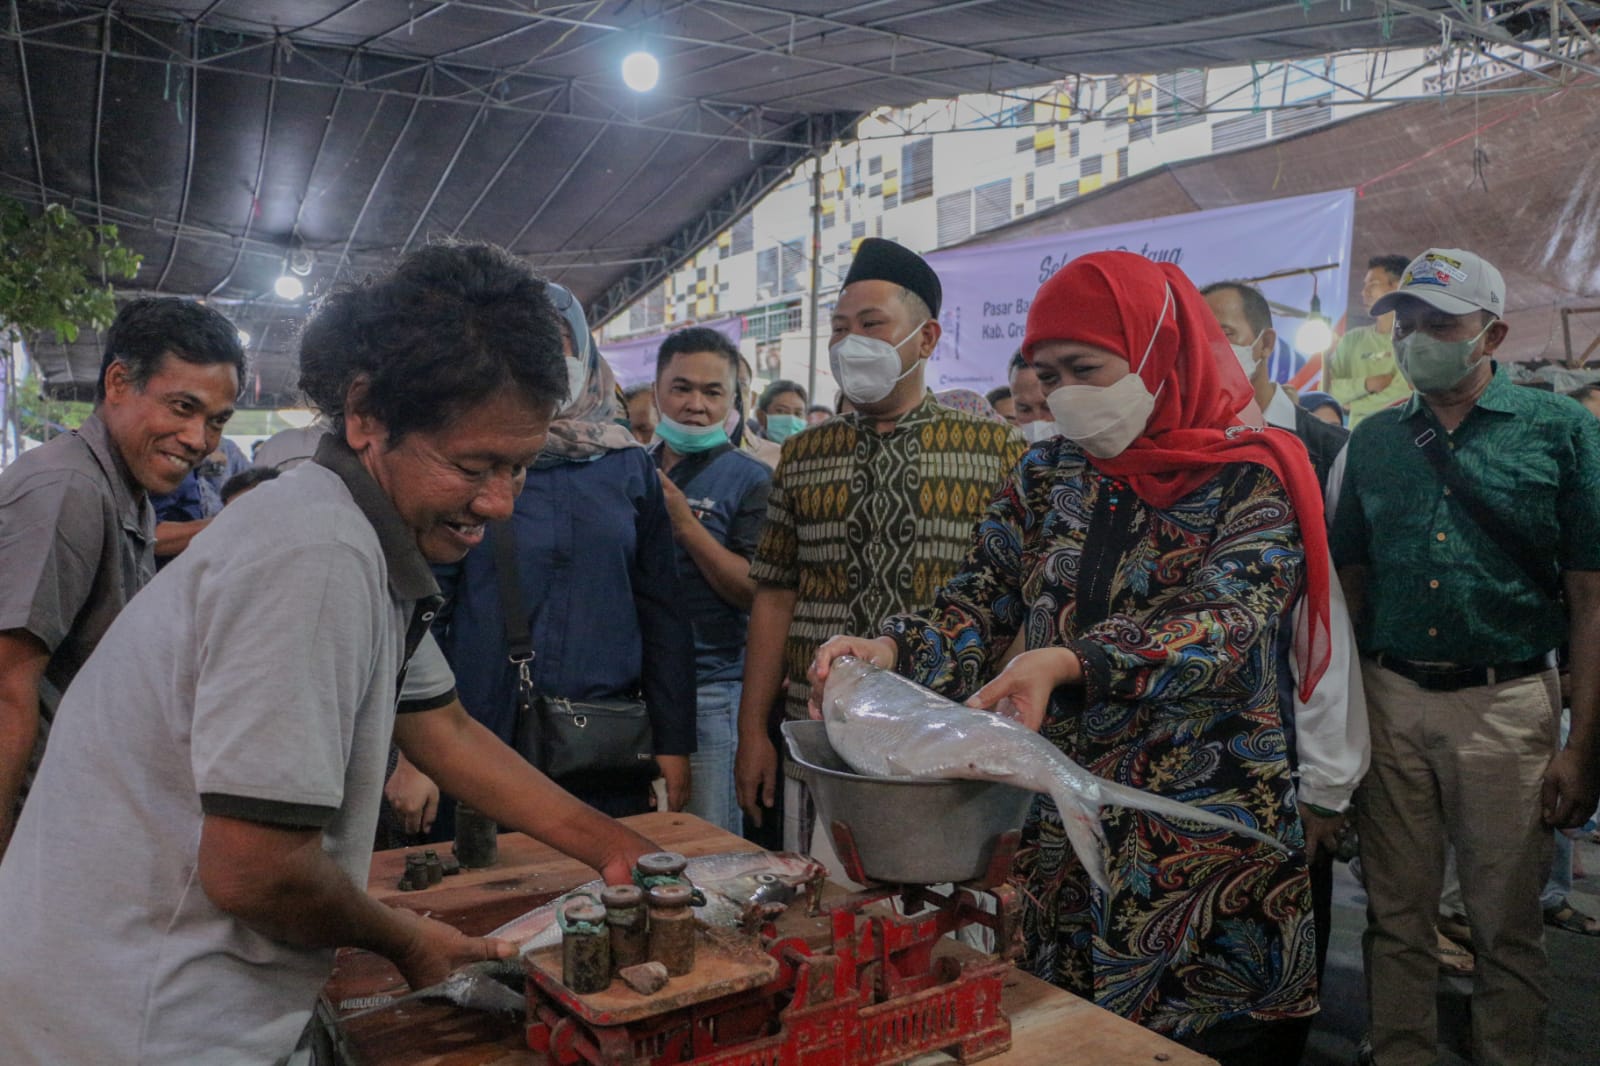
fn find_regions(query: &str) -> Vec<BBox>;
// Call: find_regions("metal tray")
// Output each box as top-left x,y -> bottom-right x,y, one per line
782,720 -> 1034,885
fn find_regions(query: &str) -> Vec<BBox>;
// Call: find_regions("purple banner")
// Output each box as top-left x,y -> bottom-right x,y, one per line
923,189 -> 1355,393
600,317 -> 745,387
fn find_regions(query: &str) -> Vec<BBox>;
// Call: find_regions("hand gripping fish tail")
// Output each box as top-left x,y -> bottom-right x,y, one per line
820,656 -> 1287,896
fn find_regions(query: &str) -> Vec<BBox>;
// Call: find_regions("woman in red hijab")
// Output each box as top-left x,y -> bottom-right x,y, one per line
811,251 -> 1325,1065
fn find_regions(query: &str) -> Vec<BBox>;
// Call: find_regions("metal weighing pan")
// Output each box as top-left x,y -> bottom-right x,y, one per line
781,720 -> 1034,885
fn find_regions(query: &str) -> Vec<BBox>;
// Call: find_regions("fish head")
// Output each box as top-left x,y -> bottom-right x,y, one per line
820,655 -> 872,723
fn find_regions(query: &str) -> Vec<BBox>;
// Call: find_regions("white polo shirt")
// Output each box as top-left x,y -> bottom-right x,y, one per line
0,436 -> 447,1065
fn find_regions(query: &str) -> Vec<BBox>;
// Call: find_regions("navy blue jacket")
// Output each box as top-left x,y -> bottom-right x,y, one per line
653,443 -> 772,684
432,447 -> 696,756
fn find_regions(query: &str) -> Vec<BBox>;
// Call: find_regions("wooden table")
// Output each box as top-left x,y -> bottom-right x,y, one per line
325,813 -> 1213,1066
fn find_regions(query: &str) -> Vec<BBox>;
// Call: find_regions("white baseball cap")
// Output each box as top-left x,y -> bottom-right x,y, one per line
1371,248 -> 1505,318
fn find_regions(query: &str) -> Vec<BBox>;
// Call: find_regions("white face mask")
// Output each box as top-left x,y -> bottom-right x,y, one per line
1046,284 -> 1170,459
829,320 -> 926,404
1230,341 -> 1259,381
1019,418 -> 1059,444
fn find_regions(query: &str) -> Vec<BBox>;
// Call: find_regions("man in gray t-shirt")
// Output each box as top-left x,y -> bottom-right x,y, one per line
0,244 -> 660,1066
0,298 -> 243,854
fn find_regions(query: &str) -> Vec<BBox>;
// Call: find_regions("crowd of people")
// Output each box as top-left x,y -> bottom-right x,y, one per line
0,233 -> 1595,1066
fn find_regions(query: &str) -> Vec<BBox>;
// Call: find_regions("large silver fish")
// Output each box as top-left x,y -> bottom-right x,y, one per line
342,850 -> 825,1021
820,656 -> 1286,894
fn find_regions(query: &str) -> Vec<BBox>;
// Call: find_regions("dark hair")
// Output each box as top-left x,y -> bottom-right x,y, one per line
656,326 -> 740,381
297,243 -> 566,441
1368,254 -> 1411,282
758,379 -> 807,412
220,466 -> 280,504
1200,281 -> 1273,338
1007,350 -> 1028,374
807,403 -> 833,417
97,297 -> 246,403
985,385 -> 1012,406
1566,383 -> 1600,403
621,382 -> 654,403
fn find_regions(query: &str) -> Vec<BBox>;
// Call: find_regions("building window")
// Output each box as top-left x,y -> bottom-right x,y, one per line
1157,69 -> 1207,132
1212,111 -> 1269,152
901,138 -> 934,203
731,214 -> 755,256
974,178 -> 1011,233
936,190 -> 972,247
756,247 -> 779,300
780,241 -> 805,295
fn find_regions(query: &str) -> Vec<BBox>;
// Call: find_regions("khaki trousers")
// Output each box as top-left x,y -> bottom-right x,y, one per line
1356,659 -> 1558,1066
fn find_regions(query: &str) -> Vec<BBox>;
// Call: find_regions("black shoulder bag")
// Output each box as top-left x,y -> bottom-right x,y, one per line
1412,427 -> 1561,599
490,520 -> 657,783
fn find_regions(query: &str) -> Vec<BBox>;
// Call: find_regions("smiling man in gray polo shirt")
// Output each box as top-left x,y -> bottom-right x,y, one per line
0,297 -> 244,855
0,245 -> 658,1066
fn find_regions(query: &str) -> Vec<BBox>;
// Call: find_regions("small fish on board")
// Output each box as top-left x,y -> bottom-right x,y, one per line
820,656 -> 1286,894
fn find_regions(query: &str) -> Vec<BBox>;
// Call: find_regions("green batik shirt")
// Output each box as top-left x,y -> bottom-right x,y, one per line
1331,364 -> 1600,664
750,390 -> 1027,741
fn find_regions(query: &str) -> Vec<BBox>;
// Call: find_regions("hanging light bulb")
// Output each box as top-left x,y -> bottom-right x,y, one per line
236,329 -> 251,347
621,49 -> 660,92
1294,278 -> 1334,354
274,275 -> 305,300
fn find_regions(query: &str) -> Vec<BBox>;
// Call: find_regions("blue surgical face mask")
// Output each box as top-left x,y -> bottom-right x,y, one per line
656,412 -> 729,454
765,414 -> 806,443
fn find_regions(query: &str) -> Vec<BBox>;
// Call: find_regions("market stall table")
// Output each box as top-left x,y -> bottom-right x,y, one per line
323,813 -> 1214,1066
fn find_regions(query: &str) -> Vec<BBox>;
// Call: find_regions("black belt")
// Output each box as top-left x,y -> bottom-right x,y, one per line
1374,652 -> 1553,692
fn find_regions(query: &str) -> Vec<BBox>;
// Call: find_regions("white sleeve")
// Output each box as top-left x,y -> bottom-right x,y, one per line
1289,541 -> 1370,812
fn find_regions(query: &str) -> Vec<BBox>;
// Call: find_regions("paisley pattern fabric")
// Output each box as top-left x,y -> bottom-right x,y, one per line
750,390 -> 1026,734
883,438 -> 1316,1039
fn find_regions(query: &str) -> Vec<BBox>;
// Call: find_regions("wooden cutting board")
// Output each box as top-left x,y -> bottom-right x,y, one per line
324,812 -> 1214,1066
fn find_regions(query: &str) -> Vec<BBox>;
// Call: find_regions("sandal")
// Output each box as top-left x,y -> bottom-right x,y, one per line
1543,902 -> 1600,936
1436,929 -> 1476,976
1437,914 -> 1474,948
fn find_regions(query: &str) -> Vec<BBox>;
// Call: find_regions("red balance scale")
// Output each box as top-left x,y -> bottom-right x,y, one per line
522,826 -> 1023,1066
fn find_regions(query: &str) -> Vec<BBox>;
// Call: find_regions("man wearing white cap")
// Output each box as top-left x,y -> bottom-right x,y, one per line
1331,249 -> 1600,1066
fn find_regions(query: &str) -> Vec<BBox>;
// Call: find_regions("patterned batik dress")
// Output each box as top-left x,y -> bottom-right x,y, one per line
883,440 -> 1317,1040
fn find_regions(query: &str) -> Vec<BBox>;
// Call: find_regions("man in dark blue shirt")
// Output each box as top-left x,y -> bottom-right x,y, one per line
650,327 -> 772,833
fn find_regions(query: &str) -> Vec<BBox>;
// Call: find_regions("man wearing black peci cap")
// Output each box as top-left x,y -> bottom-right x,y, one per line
1332,248 -> 1600,1066
734,238 -> 1025,859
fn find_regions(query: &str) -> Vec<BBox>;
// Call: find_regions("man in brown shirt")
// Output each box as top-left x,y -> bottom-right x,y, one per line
0,297 -> 243,854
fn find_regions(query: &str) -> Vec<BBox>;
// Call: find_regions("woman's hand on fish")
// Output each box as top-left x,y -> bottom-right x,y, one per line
389,906 -> 515,991
808,636 -> 899,719
965,648 -> 1083,731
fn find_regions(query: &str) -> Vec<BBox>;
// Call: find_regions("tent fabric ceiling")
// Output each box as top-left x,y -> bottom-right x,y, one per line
2,0 -> 1460,404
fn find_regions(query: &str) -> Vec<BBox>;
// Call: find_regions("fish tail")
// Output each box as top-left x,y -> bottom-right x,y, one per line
1040,769 -> 1112,895
1095,779 -> 1288,853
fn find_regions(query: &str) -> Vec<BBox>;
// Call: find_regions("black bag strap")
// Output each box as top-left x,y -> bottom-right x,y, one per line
489,519 -> 535,670
1413,427 -> 1560,598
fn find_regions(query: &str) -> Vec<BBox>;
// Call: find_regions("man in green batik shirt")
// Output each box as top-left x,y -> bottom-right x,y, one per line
1331,248 -> 1600,1066
1326,254 -> 1414,426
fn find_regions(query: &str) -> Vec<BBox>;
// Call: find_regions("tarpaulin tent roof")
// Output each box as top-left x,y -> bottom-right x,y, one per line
2,0 -> 1481,402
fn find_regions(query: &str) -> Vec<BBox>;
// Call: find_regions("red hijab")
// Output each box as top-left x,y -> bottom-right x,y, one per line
1022,250 -> 1330,701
